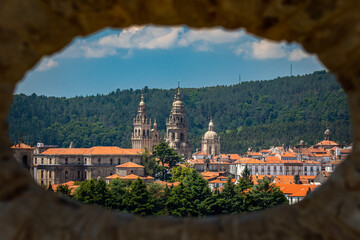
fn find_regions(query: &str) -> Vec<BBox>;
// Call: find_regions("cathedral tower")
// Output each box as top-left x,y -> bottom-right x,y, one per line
131,93 -> 159,151
202,119 -> 220,156
165,88 -> 192,158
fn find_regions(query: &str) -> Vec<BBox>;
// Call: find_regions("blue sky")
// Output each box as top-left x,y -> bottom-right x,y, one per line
16,26 -> 325,97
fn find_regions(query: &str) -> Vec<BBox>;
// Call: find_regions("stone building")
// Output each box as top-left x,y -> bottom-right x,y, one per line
165,88 -> 192,158
33,146 -> 143,185
11,143 -> 34,174
115,162 -> 145,177
131,94 -> 160,151
201,119 -> 220,156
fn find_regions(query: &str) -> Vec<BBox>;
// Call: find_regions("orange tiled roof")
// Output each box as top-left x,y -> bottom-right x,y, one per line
11,143 -> 34,149
116,162 -> 144,168
193,151 -> 209,156
326,160 -> 342,165
276,183 -> 318,197
247,152 -> 262,156
259,149 -> 271,153
279,152 -> 297,158
105,173 -> 121,179
119,174 -> 154,180
315,140 -> 339,146
40,146 -> 143,155
52,181 -> 79,194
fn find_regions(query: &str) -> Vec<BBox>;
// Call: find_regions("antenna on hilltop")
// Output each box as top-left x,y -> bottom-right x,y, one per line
178,81 -> 180,89
290,64 -> 293,76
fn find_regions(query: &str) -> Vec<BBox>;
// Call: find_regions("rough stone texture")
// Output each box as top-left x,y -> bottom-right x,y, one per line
1,0 -> 360,239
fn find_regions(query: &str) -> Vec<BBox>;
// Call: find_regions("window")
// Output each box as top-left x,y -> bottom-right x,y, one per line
65,158 -> 68,165
41,181 -> 43,185
41,171 -> 44,179
118,159 -> 120,165
65,171 -> 68,179
41,158 -> 44,164
130,158 -> 133,162
49,171 -> 52,178
35,158 -> 37,164
98,158 -> 101,165
77,158 -> 80,164
110,159 -> 113,165
131,170 -> 134,173
84,158 -> 87,164
78,171 -> 80,179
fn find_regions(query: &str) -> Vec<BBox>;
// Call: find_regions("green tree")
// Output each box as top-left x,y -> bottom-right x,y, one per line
166,182 -> 197,217
170,166 -> 192,182
107,178 -> 129,210
55,184 -> 72,197
152,141 -> 181,180
47,183 -> 54,192
74,179 -> 110,207
140,148 -> 161,177
124,178 -> 154,216
236,166 -> 253,193
246,179 -> 288,211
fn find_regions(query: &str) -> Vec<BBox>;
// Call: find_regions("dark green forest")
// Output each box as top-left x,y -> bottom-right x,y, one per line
9,70 -> 351,153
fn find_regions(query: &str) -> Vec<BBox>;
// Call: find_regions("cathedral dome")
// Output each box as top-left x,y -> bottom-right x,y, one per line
203,119 -> 218,140
204,130 -> 218,140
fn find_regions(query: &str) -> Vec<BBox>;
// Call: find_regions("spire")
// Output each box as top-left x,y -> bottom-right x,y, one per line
138,92 -> 146,112
208,118 -> 214,131
153,119 -> 158,129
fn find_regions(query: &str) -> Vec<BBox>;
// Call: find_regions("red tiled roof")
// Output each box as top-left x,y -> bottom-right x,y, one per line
315,140 -> 339,146
40,147 -> 143,155
11,143 -> 34,149
116,162 -> 144,168
193,151 -> 209,156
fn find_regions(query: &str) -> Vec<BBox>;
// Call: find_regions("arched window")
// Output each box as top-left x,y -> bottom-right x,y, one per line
22,155 -> 28,168
143,129 -> 145,136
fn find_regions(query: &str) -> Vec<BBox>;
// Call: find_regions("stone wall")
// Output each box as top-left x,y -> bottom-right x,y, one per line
1,0 -> 360,239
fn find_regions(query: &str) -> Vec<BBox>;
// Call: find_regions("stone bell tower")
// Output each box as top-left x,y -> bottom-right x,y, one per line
165,88 -> 192,158
131,93 -> 152,150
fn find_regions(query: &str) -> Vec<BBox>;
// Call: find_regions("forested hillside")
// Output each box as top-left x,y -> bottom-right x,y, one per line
9,70 -> 351,153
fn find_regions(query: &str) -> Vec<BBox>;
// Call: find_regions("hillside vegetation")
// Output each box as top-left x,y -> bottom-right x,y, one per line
9,71 -> 351,153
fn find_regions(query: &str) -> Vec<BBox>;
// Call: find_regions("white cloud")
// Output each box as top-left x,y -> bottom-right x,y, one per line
251,40 -> 286,60
36,58 -> 58,71
98,26 -> 182,50
55,26 -> 245,59
178,28 -> 244,47
288,48 -> 311,61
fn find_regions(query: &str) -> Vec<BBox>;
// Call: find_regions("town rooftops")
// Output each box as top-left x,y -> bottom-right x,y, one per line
39,146 -> 143,155
192,151 -> 209,156
276,183 -> 318,197
315,140 -> 339,146
116,162 -> 144,168
11,143 -> 35,150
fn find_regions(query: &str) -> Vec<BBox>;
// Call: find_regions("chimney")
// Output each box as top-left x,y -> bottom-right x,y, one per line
294,175 -> 300,184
